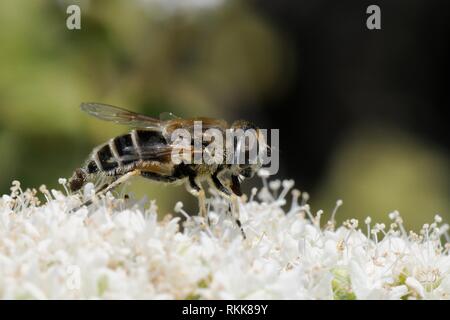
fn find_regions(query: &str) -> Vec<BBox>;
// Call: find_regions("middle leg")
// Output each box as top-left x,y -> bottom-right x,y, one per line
186,175 -> 207,219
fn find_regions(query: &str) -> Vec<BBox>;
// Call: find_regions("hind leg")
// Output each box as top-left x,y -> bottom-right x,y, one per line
97,170 -> 140,196
71,170 -> 140,212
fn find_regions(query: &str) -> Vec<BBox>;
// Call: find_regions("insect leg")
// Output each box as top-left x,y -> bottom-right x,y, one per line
96,182 -> 112,194
211,171 -> 232,197
231,194 -> 246,239
230,174 -> 243,197
76,181 -> 114,208
97,169 -> 140,197
186,175 -> 207,219
71,170 -> 140,213
229,175 -> 246,239
210,169 -> 246,239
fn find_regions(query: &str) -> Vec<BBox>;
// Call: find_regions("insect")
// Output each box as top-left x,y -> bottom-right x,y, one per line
69,103 -> 268,235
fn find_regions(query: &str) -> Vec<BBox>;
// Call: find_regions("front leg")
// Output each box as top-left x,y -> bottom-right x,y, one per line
230,175 -> 242,197
210,166 -> 242,197
210,169 -> 246,239
211,170 -> 232,197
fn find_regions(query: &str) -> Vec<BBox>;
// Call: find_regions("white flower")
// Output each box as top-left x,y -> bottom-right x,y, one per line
0,176 -> 448,300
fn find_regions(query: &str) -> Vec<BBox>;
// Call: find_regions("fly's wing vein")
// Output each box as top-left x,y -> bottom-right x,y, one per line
81,102 -> 162,129
120,144 -> 174,163
119,142 -> 203,164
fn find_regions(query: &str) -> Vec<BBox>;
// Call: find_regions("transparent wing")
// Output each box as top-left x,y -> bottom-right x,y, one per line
118,118 -> 229,163
81,102 -> 162,129
159,112 -> 180,122
119,144 -> 175,163
163,117 -> 229,141
120,142 -> 202,164
188,117 -> 228,130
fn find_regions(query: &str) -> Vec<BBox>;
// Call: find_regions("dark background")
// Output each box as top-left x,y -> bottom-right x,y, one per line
242,0 -> 450,227
248,0 -> 449,187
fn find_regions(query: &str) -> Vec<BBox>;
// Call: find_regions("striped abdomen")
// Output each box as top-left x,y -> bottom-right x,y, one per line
85,129 -> 168,175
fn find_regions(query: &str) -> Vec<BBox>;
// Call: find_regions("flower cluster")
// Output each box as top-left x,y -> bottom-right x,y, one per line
0,174 -> 449,299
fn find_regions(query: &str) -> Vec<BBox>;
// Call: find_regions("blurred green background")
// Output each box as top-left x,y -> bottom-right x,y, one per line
0,0 -> 448,230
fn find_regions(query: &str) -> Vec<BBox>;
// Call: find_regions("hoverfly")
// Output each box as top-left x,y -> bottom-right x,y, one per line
69,103 -> 268,235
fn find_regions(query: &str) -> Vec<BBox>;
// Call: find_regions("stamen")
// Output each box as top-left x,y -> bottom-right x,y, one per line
278,180 -> 294,201
174,201 -> 191,220
330,199 -> 343,226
